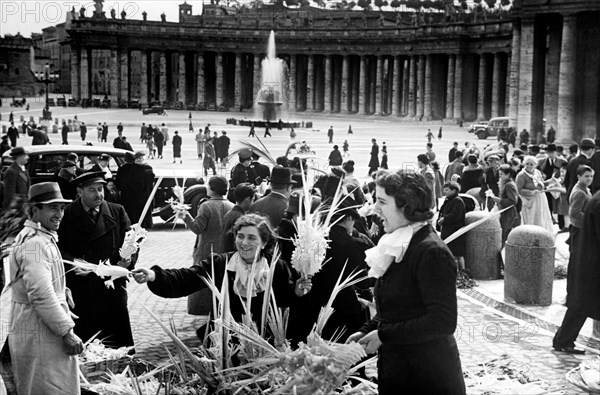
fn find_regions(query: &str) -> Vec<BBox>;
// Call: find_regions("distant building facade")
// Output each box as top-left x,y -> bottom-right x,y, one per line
0,34 -> 38,98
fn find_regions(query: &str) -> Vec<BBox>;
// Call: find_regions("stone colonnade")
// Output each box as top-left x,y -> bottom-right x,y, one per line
70,47 -> 511,122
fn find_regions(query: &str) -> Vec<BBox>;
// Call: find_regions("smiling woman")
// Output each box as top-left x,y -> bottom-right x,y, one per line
346,169 -> 466,394
132,213 -> 301,333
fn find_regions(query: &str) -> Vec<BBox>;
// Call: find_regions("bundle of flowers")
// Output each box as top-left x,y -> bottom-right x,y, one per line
464,354 -> 554,394
567,357 -> 600,393
79,339 -> 134,364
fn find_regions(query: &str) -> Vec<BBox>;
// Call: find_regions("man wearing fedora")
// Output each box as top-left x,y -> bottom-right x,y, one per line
539,143 -> 567,221
565,138 -> 596,199
250,166 -> 296,228
57,172 -> 136,349
2,147 -> 30,210
228,148 -> 258,202
8,182 -> 83,394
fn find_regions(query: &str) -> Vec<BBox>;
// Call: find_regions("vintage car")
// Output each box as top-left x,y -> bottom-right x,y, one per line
142,105 -> 165,115
56,97 -> 67,107
0,145 -> 206,221
467,117 -> 511,140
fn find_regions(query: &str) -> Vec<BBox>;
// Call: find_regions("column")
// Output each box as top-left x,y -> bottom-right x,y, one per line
253,55 -> 261,101
80,48 -> 90,100
324,55 -> 332,112
557,14 -> 576,142
307,55 -> 314,111
376,56 -> 384,115
477,54 -> 487,120
333,58 -> 341,112
159,52 -> 167,102
408,55 -> 417,117
215,53 -> 223,106
509,20 -> 521,129
178,53 -> 186,104
446,54 -> 455,119
416,55 -> 425,119
341,55 -> 349,113
453,54 -> 463,120
197,53 -> 205,104
120,50 -> 129,103
234,53 -> 242,109
424,54 -> 433,120
140,51 -> 148,106
544,24 -> 560,133
392,55 -> 401,117
491,53 -> 501,118
70,47 -> 81,100
359,56 -> 366,114
402,58 -> 409,115
505,54 -> 511,114
289,55 -> 297,112
517,19 -> 535,138
110,50 -> 119,102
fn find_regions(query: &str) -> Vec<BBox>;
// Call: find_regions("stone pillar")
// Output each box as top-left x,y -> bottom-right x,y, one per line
307,55 -> 314,111
477,54 -> 487,120
557,14 -> 577,142
392,56 -> 401,117
80,48 -> 90,100
416,55 -> 425,119
505,54 -> 511,114
140,51 -> 148,106
289,55 -> 297,112
544,24 -> 561,133
453,55 -> 464,121
216,52 -> 223,106
253,55 -> 261,101
234,53 -> 242,109
110,50 -> 119,103
359,56 -> 366,114
446,54 -> 455,120
197,53 -> 205,104
324,55 -> 332,112
509,21 -> 522,130
491,53 -> 501,118
376,56 -> 384,115
120,50 -> 129,103
409,55 -> 417,117
424,54 -> 433,120
402,58 -> 409,115
333,58 -> 341,112
341,55 -> 349,113
178,53 -> 186,104
159,52 -> 167,102
70,47 -> 81,100
517,19 -> 535,138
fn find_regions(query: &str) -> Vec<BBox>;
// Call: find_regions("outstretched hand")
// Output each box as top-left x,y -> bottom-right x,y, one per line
358,330 -> 382,354
131,267 -> 156,283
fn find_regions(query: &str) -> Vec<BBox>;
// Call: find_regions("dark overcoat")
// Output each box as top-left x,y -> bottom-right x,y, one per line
2,162 -> 30,210
249,192 -> 288,228
567,191 -> 600,320
439,194 -> 466,257
148,252 -> 295,330
115,162 -> 154,226
359,226 -> 465,394
172,135 -> 182,158
368,143 -> 379,172
58,199 -> 135,348
565,154 -> 592,198
287,225 -> 370,345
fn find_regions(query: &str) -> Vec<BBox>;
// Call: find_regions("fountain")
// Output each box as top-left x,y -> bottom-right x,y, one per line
255,30 -> 287,121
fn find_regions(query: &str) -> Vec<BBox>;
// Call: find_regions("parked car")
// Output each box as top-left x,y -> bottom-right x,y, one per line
467,120 -> 489,136
0,145 -> 206,221
142,105 -> 165,115
468,117 -> 511,140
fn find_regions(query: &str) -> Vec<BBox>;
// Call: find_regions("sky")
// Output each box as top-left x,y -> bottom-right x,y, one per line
0,0 -> 205,37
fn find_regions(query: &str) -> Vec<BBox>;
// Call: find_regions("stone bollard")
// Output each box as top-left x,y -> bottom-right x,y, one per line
52,124 -> 58,134
55,118 -> 59,125
39,117 -> 43,124
464,211 -> 502,280
504,225 -> 555,306
20,115 -> 24,122
2,125 -> 6,134
29,116 -> 34,123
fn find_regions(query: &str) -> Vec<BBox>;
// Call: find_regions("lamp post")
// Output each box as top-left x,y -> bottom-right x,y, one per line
35,63 -> 59,120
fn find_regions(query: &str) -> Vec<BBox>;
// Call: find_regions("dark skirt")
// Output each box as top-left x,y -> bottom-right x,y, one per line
500,207 -> 521,245
378,336 -> 466,395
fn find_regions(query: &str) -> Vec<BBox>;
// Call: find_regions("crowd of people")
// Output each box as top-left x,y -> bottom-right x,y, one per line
3,116 -> 600,394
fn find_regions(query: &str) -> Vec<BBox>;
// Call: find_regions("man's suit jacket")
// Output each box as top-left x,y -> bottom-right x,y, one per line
250,191 -> 289,228
538,156 -> 566,181
2,162 -> 30,210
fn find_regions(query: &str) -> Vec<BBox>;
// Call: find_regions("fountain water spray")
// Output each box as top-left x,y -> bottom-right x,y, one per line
255,30 -> 288,121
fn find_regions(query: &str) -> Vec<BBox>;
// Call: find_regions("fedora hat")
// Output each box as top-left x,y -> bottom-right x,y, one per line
580,138 -> 596,150
71,171 -> 107,187
28,182 -> 71,204
9,147 -> 28,157
546,143 -> 557,152
269,166 -> 297,185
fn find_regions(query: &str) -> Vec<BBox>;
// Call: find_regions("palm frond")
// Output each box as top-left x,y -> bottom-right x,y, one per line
260,244 -> 281,338
228,140 -> 277,165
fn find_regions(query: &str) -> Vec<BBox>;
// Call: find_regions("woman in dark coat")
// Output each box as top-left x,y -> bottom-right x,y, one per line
490,164 -> 521,245
367,139 -> 380,175
133,214 -> 307,331
437,181 -> 466,260
347,170 -> 465,395
172,131 -> 182,163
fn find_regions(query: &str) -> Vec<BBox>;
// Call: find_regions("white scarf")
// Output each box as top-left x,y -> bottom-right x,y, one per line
226,252 -> 270,298
364,222 -> 427,278
523,168 -> 545,189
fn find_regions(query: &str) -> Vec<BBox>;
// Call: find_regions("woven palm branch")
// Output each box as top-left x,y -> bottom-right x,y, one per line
228,139 -> 278,165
